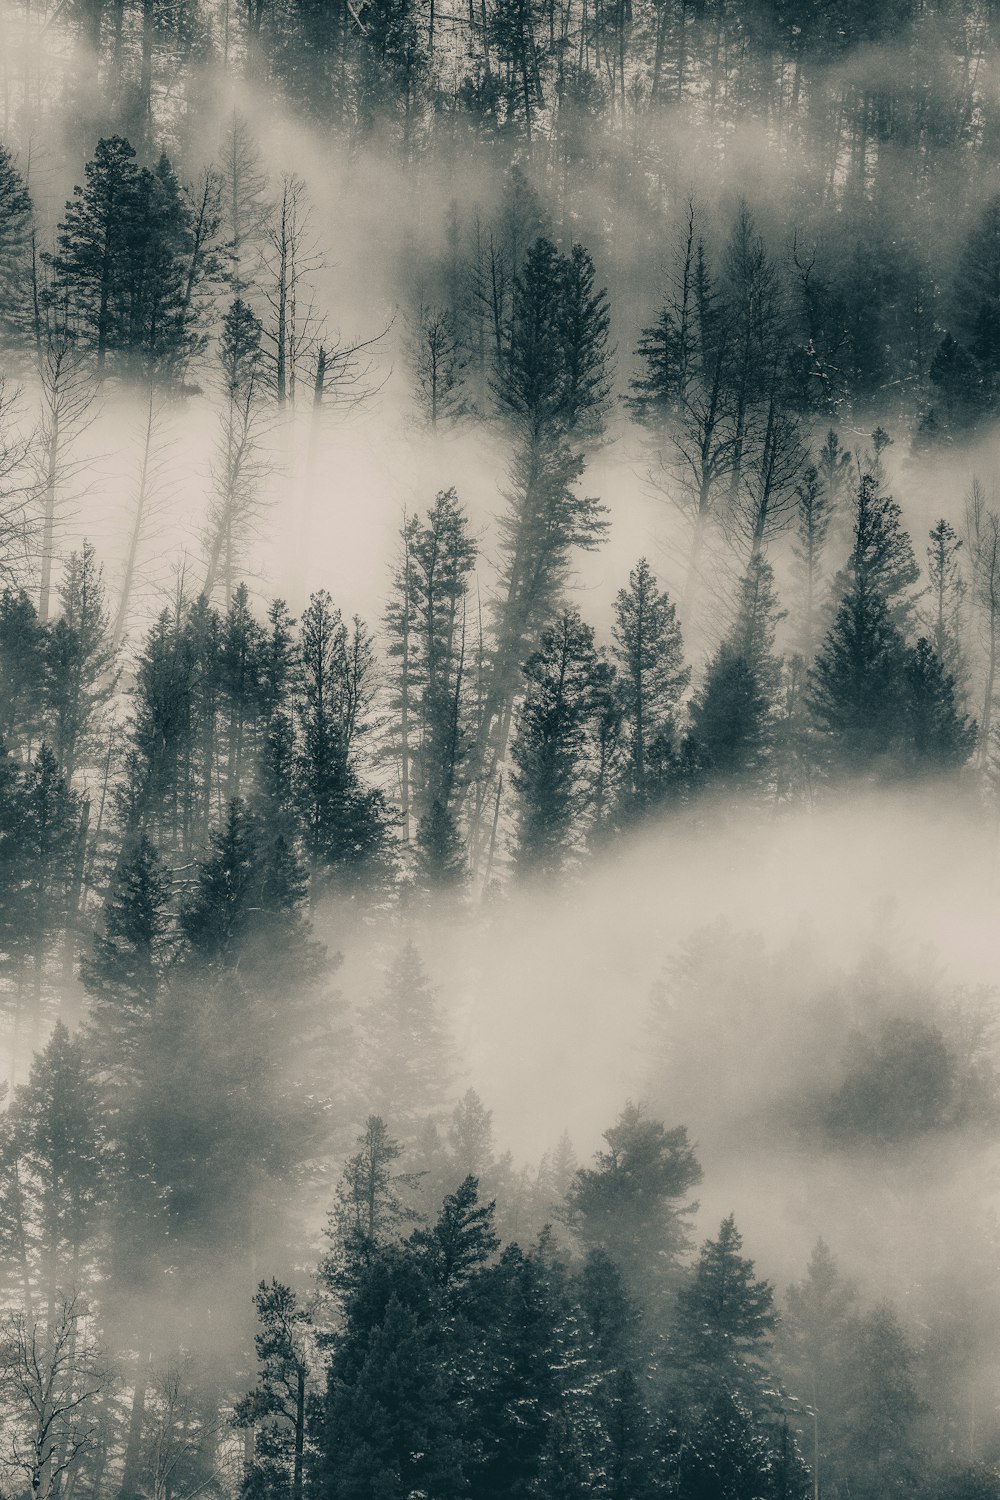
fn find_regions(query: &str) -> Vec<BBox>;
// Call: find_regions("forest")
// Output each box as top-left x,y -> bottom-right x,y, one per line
2,0 -> 1000,1495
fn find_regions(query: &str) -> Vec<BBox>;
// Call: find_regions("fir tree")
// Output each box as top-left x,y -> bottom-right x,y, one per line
0,143 -> 33,353
903,639 -> 976,774
687,556 -> 781,787
924,518 -> 966,687
510,609 -> 610,876
612,558 -> 689,813
564,1102 -> 702,1311
81,833 -> 173,1079
234,1280 -> 313,1500
362,942 -> 452,1139
809,473 -> 921,774
43,540 -> 117,782
295,591 -> 390,896
0,590 -> 47,758
671,1214 -> 777,1405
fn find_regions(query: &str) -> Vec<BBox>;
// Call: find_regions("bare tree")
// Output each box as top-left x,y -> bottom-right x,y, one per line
0,1297 -> 111,1500
0,379 -> 34,589
262,175 -> 325,408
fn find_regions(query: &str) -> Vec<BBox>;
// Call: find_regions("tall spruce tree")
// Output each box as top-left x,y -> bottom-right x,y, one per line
808,473 -> 920,774
612,558 -> 689,814
509,609 -> 610,876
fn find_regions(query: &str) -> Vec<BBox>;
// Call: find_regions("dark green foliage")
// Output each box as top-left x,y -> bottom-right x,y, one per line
687,556 -> 781,786
510,609 -> 610,875
564,1101 -> 702,1308
809,473 -> 921,774
612,558 -> 688,814
671,1214 -> 777,1402
904,639 -> 976,773
235,1280 -> 312,1500
296,591 -> 391,897
0,1020 -> 104,1307
0,143 -> 33,352
0,590 -> 47,757
52,137 -> 205,380
43,540 -> 117,781
822,1017 -> 958,1145
835,1304 -> 923,1500
81,833 -> 173,1072
493,237 -> 611,441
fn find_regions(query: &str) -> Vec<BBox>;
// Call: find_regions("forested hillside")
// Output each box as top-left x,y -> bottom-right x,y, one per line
2,0 -> 1000,1496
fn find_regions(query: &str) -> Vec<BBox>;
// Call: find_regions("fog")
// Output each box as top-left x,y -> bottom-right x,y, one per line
4,0 -> 1000,1493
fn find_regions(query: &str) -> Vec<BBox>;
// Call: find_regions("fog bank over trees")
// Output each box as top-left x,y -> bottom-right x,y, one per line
2,0 -> 1000,1496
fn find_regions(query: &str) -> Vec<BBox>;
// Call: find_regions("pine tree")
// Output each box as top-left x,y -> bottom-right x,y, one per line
411,307 -> 467,427
204,299 -> 269,603
16,745 -> 84,1052
671,1214 -> 777,1405
385,490 -> 476,885
52,137 -> 202,379
903,638 -> 976,774
612,558 -> 689,814
808,473 -> 920,774
295,591 -> 390,896
0,143 -> 33,354
234,1280 -> 312,1500
0,1021 -> 104,1314
790,466 -> 834,663
836,1304 -> 922,1500
564,1101 -> 702,1310
81,833 -> 173,1077
687,555 -> 781,787
0,589 -> 47,758
493,236 -> 611,441
44,541 -> 117,782
510,609 -> 610,876
323,1116 -> 421,1294
924,519 -> 966,687
362,943 -> 452,1138
778,1240 -> 857,1499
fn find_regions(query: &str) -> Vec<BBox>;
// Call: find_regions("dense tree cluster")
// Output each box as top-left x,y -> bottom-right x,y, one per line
1,1 -> 1000,1496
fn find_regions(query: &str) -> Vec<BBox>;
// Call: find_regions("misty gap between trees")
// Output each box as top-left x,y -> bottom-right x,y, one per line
5,0 -> 1000,1496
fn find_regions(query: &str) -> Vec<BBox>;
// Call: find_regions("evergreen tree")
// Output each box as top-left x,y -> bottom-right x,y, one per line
0,1021 -> 104,1313
362,943 -> 452,1138
493,236 -> 611,441
924,518 -> 966,687
510,609 -> 610,876
81,833 -> 173,1079
836,1303 -> 922,1500
564,1102 -> 701,1311
323,1116 -> 421,1295
903,639 -> 976,774
0,143 -> 33,353
204,299 -> 269,602
809,473 -> 921,774
235,1280 -> 313,1500
295,591 -> 390,896
671,1214 -> 777,1405
612,558 -> 688,813
778,1240 -> 857,1499
43,540 -> 117,781
411,307 -> 467,427
52,137 -> 202,379
0,590 -> 47,758
687,556 -> 781,787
